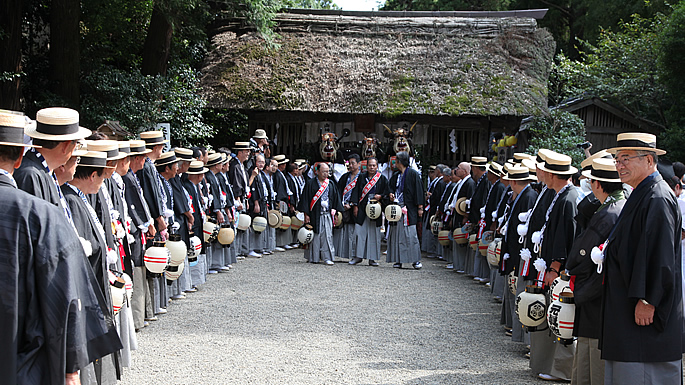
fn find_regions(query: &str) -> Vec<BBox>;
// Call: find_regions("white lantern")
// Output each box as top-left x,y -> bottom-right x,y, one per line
453,227 -> 469,245
122,273 -> 133,303
385,204 -> 402,222
218,224 -> 235,246
437,230 -> 451,246
166,233 -> 187,266
431,219 -> 443,236
478,238 -> 491,257
469,234 -> 478,251
290,215 -> 303,230
237,213 -> 251,231
188,234 -> 202,259
550,272 -> 572,302
165,261 -> 185,282
144,241 -> 170,274
487,238 -> 502,266
252,216 -> 268,233
298,224 -> 314,244
203,221 -> 219,243
280,215 -> 292,231
508,270 -> 518,295
548,290 -> 575,341
365,200 -> 382,220
515,285 -> 547,329
268,210 -> 283,228
108,271 -> 127,315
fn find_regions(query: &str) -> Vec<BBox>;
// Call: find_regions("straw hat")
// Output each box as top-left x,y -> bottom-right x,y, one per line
538,152 -> 578,175
253,129 -> 268,139
0,111 -> 39,147
117,141 -> 131,155
273,154 -> 286,162
580,150 -> 613,171
174,148 -> 193,161
469,156 -> 488,168
206,153 -> 222,167
86,140 -> 127,161
128,140 -> 152,155
503,164 -> 536,181
513,153 -> 529,163
76,151 -> 115,168
607,132 -> 666,155
186,160 -> 208,175
140,130 -> 168,147
487,162 -> 504,177
233,141 -> 251,151
221,153 -> 230,164
535,148 -> 555,167
581,158 -> 621,183
155,151 -> 178,167
521,158 -> 538,180
456,197 -> 469,216
25,107 -> 91,141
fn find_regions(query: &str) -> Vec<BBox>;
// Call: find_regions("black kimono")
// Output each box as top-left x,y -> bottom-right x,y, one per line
14,149 -> 62,206
467,172 -> 491,231
299,178 -> 343,233
600,173 -> 685,362
181,175 -> 204,240
205,171 -> 224,222
388,167 -> 424,226
229,157 -> 249,202
249,170 -> 270,219
273,169 -> 291,206
122,170 -> 152,267
453,176 -> 476,226
520,188 -> 555,281
216,172 -> 235,216
170,175 -> 191,243
426,176 -> 446,229
0,175 -> 121,384
483,180 -> 506,230
286,172 -> 300,209
499,185 -> 538,275
136,159 -> 163,227
351,171 -> 389,227
437,181 -> 456,220
566,195 -> 625,339
106,177 -> 133,275
540,185 -> 579,267
575,192 -> 601,232
337,171 -> 360,224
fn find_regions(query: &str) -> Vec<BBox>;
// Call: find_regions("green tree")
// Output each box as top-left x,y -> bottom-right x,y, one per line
658,2 -> 685,161
526,109 -> 586,168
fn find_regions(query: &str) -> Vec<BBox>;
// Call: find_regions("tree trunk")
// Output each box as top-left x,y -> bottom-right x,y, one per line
0,0 -> 24,110
141,6 -> 173,76
50,0 -> 80,107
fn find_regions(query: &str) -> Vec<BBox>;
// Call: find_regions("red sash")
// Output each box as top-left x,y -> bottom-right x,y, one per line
359,172 -> 381,202
343,175 -> 358,197
310,179 -> 329,211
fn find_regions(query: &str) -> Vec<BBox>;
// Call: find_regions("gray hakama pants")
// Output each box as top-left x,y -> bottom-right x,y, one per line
276,228 -> 292,247
305,212 -> 335,263
454,243 -> 467,272
386,223 -> 400,262
530,292 -> 575,380
491,267 -> 505,298
334,223 -> 356,260
208,241 -> 224,271
115,299 -> 138,367
571,337 -> 603,385
250,227 -> 266,252
266,227 -> 276,251
355,219 -> 381,260
465,245 -> 475,276
605,359 -> 681,385
420,214 -> 431,252
148,277 -> 161,315
291,229 -> 299,245
189,253 -> 207,286
501,278 -> 514,329
386,215 -> 421,264
510,277 -> 530,343
226,240 -> 237,265
131,266 -> 146,329
237,228 -> 250,256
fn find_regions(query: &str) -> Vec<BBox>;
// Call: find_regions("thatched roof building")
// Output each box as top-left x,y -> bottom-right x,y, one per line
201,9 -> 555,164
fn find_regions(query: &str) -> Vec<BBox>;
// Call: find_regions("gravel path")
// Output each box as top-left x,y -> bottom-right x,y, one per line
121,249 -> 564,384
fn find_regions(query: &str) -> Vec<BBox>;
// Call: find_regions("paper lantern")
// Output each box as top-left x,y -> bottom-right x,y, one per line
548,290 -> 575,341
165,261 -> 185,282
237,213 -> 251,231
366,200 -> 382,220
550,272 -> 572,302
516,285 -> 547,329
252,216 -> 268,233
144,241 -> 170,274
385,204 -> 402,222
438,230 -> 451,246
298,224 -> 314,244
166,233 -> 187,266
218,224 -> 235,245
203,221 -> 219,243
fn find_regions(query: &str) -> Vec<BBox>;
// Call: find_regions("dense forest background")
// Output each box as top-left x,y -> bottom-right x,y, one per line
1,0 -> 684,156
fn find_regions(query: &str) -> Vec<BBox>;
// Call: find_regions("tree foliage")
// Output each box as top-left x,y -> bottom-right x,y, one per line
526,109 -> 586,168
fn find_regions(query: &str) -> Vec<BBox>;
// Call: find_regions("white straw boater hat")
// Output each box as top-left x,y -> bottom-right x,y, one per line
535,148 -> 554,168
117,141 -> 131,155
128,140 -> 152,155
580,150 -> 613,172
140,130 -> 169,147
86,140 -> 127,161
607,132 -> 666,155
503,164 -> 536,181
233,141 -> 251,151
487,162 -> 504,177
155,151 -> 178,167
174,147 -> 193,161
0,111 -> 40,147
206,153 -> 222,167
25,107 -> 91,141
186,160 -> 208,175
581,158 -> 622,183
76,151 -> 115,168
538,151 -> 578,175
521,158 -> 538,180
469,156 -> 488,168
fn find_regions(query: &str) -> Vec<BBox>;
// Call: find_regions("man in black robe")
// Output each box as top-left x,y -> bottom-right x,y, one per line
435,167 -> 455,263
465,156 -> 491,280
337,154 -> 361,262
482,163 -> 506,287
450,162 -> 475,273
422,165 -> 445,259
229,142 -> 251,256
299,162 -> 343,265
601,133 -> 685,384
350,157 -> 389,265
205,153 -> 229,272
0,111 -> 120,385
566,158 -> 625,384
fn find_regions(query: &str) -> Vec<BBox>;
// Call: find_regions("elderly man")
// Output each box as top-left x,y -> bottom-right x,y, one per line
600,133 -> 684,384
422,165 -> 445,259
300,162 -> 343,265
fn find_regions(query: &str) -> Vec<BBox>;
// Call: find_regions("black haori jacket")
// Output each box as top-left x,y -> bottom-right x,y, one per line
298,177 -> 343,234
385,167 -> 425,226
350,171 -> 388,227
600,173 -> 685,362
499,185 -> 537,275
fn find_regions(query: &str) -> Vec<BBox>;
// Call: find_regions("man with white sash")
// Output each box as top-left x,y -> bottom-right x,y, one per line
449,162 -> 475,273
421,165 -> 445,258
300,162 -> 343,265
350,157 -> 388,265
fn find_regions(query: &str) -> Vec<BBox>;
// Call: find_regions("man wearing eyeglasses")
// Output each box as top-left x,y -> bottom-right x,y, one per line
600,133 -> 685,384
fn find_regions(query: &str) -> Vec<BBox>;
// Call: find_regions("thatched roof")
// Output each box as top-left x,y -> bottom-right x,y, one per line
201,10 -> 556,117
